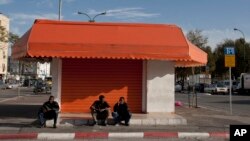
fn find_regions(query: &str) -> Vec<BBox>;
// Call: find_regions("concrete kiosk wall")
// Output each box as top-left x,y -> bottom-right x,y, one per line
146,60 -> 175,113
51,59 -> 175,113
51,58 -> 62,106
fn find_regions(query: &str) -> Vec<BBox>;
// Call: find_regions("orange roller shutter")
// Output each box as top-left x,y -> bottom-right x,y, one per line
61,59 -> 143,113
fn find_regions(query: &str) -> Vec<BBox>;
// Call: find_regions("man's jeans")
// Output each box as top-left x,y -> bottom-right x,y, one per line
112,112 -> 132,124
91,109 -> 110,124
38,110 -> 58,126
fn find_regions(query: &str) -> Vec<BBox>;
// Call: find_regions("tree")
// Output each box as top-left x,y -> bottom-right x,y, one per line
0,25 -> 19,44
203,46 -> 216,73
8,32 -> 19,45
187,30 -> 216,73
186,29 -> 208,49
213,39 -> 250,79
176,29 -> 212,89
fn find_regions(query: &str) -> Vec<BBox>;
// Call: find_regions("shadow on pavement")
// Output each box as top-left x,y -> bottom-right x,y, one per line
0,104 -> 40,118
0,122 -> 36,128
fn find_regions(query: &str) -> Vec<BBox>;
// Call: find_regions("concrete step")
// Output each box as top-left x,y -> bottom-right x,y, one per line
46,113 -> 187,127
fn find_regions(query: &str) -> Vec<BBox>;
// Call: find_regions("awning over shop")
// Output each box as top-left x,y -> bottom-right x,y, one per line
12,19 -> 207,67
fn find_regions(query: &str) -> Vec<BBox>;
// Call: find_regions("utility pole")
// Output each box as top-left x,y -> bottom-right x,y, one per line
58,0 -> 62,20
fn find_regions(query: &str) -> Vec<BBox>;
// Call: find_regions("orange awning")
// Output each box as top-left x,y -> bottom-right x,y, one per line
12,19 -> 207,67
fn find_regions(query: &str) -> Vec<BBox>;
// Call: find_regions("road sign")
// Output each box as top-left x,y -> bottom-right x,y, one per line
224,47 -> 235,115
225,47 -> 235,67
225,55 -> 235,67
224,47 -> 235,55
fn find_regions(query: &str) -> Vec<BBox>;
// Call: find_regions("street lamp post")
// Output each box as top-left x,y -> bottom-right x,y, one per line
58,0 -> 62,20
77,11 -> 106,22
234,28 -> 246,60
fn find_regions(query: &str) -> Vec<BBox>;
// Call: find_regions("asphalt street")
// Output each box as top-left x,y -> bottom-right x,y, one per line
176,92 -> 250,116
0,89 -> 20,102
0,87 -> 34,102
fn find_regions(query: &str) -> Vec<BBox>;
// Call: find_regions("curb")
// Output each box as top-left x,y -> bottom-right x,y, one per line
0,132 -> 229,140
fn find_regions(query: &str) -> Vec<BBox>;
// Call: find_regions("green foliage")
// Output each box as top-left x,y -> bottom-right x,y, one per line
186,29 -> 208,48
8,32 -> 19,44
177,29 -> 250,80
186,30 -> 216,73
176,29 -> 210,89
0,25 -> 19,44
214,38 -> 250,79
203,46 -> 216,73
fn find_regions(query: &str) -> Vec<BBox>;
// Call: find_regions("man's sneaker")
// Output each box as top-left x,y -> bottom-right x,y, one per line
103,120 -> 108,126
125,123 -> 129,126
39,123 -> 46,128
53,124 -> 57,128
115,123 -> 120,126
93,121 -> 98,126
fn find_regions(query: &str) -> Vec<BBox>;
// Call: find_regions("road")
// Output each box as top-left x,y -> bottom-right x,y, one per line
176,92 -> 250,116
0,87 -> 40,103
0,88 -> 23,102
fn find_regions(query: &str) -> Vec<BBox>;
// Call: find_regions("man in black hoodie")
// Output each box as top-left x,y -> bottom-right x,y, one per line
38,96 -> 60,128
112,97 -> 131,126
90,95 -> 111,126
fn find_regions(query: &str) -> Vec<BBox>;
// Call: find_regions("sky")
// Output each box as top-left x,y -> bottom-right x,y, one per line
0,0 -> 250,49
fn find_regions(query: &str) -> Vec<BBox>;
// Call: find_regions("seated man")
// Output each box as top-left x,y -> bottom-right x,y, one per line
38,96 -> 59,128
112,97 -> 132,126
90,95 -> 110,126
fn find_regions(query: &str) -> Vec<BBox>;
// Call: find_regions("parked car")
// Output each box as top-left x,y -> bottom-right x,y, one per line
33,81 -> 46,94
195,83 -> 206,93
175,83 -> 182,92
23,79 -> 37,87
33,79 -> 51,94
220,80 -> 238,92
6,83 -> 20,89
204,83 -> 228,94
0,81 -> 7,90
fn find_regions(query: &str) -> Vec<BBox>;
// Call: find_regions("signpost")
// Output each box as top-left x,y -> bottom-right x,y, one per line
224,47 -> 235,115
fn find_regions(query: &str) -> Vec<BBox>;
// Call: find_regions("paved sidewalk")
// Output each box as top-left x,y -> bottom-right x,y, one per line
1,92 -> 249,140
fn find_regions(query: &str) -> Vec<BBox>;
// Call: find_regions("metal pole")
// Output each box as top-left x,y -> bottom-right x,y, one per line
188,81 -> 191,108
18,61 -> 21,97
192,67 -> 195,107
229,67 -> 232,115
58,0 -> 62,20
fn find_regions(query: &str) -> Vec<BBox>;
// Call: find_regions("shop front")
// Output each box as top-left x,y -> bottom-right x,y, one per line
12,19 -> 207,114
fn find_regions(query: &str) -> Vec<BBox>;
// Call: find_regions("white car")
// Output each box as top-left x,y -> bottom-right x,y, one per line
220,80 -> 238,92
6,83 -> 20,89
204,84 -> 228,94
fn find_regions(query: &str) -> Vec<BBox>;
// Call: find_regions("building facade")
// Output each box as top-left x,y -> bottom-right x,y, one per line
0,13 -> 9,82
8,58 -> 51,81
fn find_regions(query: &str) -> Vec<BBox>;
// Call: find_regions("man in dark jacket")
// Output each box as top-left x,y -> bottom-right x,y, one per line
38,96 -> 59,128
90,95 -> 110,126
112,97 -> 131,126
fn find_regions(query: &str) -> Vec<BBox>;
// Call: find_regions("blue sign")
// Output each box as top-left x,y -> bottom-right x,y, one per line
224,47 -> 235,55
